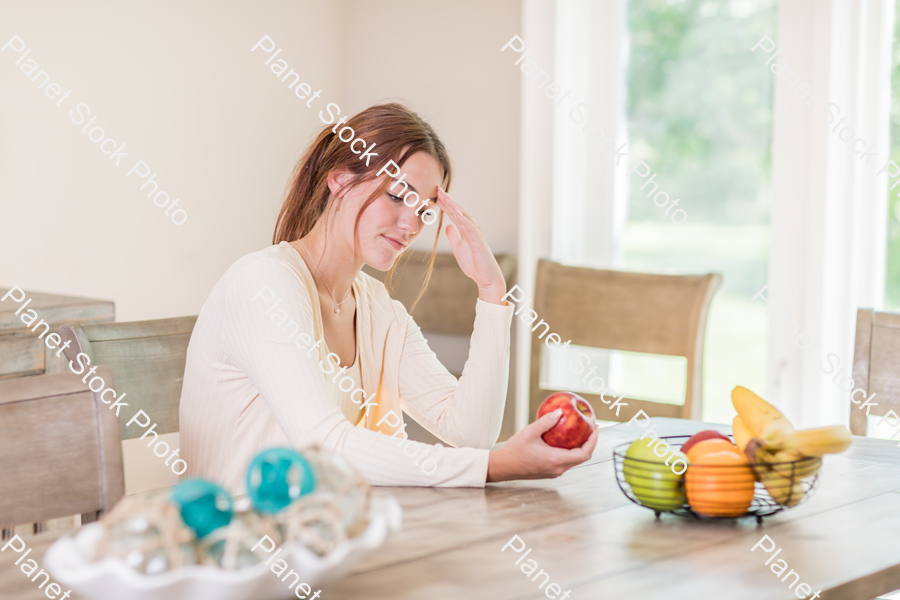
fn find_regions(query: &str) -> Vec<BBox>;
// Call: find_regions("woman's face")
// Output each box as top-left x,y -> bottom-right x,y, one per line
328,151 -> 444,271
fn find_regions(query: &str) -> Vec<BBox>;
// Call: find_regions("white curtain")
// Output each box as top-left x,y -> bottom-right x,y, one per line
514,0 -> 557,430
514,0 -> 627,430
767,0 -> 893,427
552,0 -> 628,269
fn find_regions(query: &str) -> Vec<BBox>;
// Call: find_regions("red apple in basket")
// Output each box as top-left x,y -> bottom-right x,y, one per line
680,430 -> 732,455
537,392 -> 595,449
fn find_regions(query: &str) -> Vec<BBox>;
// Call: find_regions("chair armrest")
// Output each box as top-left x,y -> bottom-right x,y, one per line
57,324 -> 91,364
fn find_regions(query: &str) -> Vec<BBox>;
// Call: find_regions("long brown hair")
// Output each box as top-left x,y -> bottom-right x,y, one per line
273,103 -> 452,306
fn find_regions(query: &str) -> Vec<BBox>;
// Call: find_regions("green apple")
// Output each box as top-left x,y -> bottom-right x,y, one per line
623,439 -> 688,510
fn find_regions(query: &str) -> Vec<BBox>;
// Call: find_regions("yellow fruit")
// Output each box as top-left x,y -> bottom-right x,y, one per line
732,416 -> 754,453
760,448 -> 820,479
729,387 -> 840,508
760,418 -> 795,446
751,447 -> 819,506
751,457 -> 796,506
761,474 -> 805,507
782,426 -> 853,457
731,386 -> 794,438
777,457 -> 821,480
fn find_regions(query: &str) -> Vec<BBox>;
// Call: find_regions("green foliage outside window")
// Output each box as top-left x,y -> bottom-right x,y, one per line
627,0 -> 775,228
883,0 -> 900,309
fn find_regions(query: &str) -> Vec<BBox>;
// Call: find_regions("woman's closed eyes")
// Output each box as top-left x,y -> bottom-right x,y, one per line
386,192 -> 436,212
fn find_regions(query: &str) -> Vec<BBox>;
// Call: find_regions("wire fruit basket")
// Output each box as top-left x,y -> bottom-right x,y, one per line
613,435 -> 821,523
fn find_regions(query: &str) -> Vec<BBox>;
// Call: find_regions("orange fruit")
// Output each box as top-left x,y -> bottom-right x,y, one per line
685,447 -> 755,517
685,438 -> 740,463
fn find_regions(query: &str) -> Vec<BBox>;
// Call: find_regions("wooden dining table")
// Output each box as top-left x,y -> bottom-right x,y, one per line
4,417 -> 900,600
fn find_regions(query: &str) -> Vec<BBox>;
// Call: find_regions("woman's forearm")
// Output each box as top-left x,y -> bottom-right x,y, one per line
398,298 -> 513,449
446,299 -> 512,447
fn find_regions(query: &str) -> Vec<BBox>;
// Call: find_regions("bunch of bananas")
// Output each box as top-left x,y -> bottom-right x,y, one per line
731,386 -> 852,506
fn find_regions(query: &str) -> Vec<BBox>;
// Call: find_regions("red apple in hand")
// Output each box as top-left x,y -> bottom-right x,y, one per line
537,392 -> 595,449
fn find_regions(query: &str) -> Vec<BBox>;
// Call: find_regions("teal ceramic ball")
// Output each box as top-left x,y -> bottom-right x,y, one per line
169,479 -> 233,538
246,447 -> 316,514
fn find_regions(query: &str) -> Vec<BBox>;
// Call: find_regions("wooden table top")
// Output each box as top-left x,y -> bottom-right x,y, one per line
4,418 -> 900,600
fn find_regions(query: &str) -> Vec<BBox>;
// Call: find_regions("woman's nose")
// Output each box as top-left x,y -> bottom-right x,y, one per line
398,204 -> 421,233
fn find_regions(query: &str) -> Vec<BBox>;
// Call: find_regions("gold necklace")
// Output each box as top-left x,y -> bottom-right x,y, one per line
299,240 -> 352,313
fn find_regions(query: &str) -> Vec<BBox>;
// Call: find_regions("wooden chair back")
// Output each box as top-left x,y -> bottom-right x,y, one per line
0,368 -> 124,529
363,251 -> 517,336
0,287 -> 114,380
57,316 -> 197,440
851,309 -> 900,436
529,260 -> 721,422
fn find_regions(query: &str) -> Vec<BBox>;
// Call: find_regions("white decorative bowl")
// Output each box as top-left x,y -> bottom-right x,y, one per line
45,496 -> 402,600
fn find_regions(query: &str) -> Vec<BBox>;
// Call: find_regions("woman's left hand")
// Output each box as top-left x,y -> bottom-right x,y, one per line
436,187 -> 507,304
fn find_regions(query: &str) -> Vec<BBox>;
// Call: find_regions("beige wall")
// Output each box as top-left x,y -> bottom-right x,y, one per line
344,0 -> 521,255
0,0 -> 520,320
1,0 -> 348,495
1,1 -> 523,492
0,0 -> 347,322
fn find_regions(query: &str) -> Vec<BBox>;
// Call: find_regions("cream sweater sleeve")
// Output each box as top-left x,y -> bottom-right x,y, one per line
398,299 -> 514,450
221,256 -> 494,487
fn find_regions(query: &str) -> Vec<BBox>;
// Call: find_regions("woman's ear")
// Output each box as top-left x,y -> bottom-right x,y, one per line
326,169 -> 351,198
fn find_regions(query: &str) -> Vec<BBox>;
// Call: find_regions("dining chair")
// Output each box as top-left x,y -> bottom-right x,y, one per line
57,316 -> 197,439
850,309 -> 900,437
528,260 -> 722,422
0,286 -> 114,381
364,251 -> 518,342
851,310 -> 900,600
0,368 -> 124,539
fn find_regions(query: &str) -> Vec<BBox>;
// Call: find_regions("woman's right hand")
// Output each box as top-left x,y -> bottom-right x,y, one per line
486,410 -> 599,482
435,187 -> 508,305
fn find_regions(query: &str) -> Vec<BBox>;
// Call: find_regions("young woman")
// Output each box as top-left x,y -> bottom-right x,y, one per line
179,103 -> 598,494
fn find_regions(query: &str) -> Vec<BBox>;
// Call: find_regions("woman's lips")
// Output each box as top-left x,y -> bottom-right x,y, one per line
384,235 -> 404,251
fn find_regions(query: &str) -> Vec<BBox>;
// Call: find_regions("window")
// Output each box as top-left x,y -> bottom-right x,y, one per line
884,0 -> 900,311
621,0 -> 777,423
